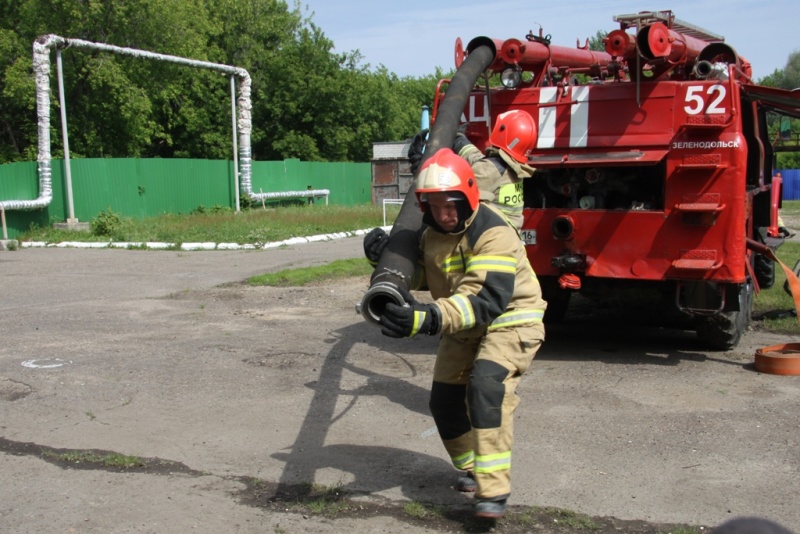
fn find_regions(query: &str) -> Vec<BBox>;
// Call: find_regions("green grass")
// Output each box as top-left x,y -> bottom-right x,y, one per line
20,204 -> 389,245
248,258 -> 373,286
754,241 -> 800,335
42,450 -> 146,468
539,507 -> 602,530
780,200 -> 800,222
288,482 -> 351,517
402,501 -> 444,520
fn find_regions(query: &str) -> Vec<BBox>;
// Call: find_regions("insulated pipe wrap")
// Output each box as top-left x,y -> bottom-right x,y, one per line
2,34 -> 254,212
0,35 -> 60,211
360,44 -> 495,327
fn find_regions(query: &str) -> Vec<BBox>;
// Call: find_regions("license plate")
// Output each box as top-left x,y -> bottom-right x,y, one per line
520,229 -> 537,245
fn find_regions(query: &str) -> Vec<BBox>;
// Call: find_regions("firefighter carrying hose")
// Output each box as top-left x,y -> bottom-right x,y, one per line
411,108 -> 537,230
378,148 -> 547,519
364,109 -> 537,264
450,109 -> 537,231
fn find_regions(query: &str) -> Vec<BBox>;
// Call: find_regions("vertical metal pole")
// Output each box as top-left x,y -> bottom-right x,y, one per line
56,48 -> 76,223
1,206 -> 7,240
230,75 -> 240,212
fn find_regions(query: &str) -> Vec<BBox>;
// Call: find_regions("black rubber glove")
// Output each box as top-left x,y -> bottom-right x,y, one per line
452,133 -> 471,155
381,299 -> 441,338
408,129 -> 429,176
363,227 -> 389,265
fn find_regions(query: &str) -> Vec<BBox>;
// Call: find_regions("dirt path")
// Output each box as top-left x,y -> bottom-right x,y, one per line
1,239 -> 798,533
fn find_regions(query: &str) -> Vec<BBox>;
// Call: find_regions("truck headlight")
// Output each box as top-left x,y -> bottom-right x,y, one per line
501,67 -> 522,88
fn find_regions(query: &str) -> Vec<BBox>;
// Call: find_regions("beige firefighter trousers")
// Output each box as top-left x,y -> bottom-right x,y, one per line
430,323 -> 543,500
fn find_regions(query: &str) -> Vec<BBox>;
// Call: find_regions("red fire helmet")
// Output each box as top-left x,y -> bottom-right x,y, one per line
415,148 -> 479,211
489,109 -> 537,163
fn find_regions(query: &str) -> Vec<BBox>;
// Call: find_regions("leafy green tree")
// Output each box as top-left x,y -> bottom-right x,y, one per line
2,0 -> 226,159
759,50 -> 800,169
0,15 -> 37,161
760,50 -> 800,89
588,30 -> 608,52
0,0 -> 441,164
775,108 -> 800,169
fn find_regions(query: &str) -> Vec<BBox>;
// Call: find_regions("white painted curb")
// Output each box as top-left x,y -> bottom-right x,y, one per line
19,227 -> 392,251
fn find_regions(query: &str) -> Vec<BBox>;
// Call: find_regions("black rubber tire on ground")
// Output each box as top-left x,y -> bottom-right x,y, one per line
695,278 -> 754,351
754,253 -> 775,289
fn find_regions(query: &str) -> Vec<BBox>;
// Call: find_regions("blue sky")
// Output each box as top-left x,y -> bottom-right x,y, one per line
303,0 -> 798,82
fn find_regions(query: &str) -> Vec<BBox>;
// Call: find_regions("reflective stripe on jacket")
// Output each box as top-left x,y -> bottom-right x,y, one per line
415,203 -> 547,335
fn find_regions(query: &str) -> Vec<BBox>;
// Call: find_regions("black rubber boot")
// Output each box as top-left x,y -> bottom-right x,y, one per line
474,498 -> 507,519
455,471 -> 476,492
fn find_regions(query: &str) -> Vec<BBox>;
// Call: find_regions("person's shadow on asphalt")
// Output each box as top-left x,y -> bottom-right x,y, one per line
270,321 -> 470,506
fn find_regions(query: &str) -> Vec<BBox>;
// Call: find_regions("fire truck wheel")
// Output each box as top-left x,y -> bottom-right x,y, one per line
695,279 -> 754,351
754,253 -> 775,290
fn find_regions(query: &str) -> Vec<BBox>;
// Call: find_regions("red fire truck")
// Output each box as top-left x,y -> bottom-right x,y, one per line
433,11 -> 800,349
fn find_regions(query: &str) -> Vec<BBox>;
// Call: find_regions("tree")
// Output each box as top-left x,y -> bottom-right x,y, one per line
588,30 -> 608,53
1,0 -> 227,159
760,50 -> 800,90
0,18 -> 37,161
0,0 -> 439,164
759,50 -> 800,169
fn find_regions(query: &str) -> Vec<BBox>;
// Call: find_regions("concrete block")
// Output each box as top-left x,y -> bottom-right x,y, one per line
53,220 -> 90,232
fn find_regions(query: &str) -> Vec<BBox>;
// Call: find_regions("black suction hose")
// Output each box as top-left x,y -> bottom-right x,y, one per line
359,42 -> 496,327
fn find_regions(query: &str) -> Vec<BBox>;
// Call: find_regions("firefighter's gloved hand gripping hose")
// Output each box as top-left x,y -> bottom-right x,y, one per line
358,39 -> 496,328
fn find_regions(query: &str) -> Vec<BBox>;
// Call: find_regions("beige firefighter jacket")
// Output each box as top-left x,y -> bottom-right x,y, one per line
457,144 -> 536,230
413,203 -> 547,337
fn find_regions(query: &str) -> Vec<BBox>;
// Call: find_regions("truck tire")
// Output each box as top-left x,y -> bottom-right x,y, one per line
695,279 -> 753,350
754,253 -> 775,289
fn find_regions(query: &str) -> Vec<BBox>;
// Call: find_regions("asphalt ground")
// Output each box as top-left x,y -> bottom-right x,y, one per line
1,237 -> 799,533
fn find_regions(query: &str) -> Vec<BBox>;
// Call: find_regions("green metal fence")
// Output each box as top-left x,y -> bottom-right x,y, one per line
0,158 -> 371,239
